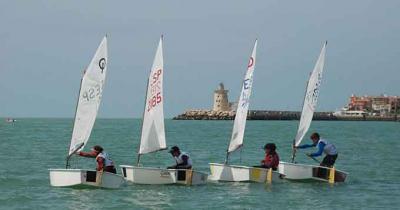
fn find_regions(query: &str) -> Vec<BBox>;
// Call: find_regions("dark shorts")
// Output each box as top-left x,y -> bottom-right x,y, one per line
321,154 -> 338,168
104,166 -> 117,174
175,165 -> 192,169
167,165 -> 192,169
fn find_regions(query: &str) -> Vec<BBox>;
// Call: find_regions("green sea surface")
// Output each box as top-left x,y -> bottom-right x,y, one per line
0,119 -> 399,209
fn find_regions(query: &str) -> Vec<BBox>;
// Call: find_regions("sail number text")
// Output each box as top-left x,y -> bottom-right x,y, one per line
306,72 -> 322,110
147,69 -> 162,112
82,84 -> 101,102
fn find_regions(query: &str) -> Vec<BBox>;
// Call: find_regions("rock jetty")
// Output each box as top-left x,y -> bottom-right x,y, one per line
173,109 -> 334,120
173,109 -> 236,120
173,109 -> 399,121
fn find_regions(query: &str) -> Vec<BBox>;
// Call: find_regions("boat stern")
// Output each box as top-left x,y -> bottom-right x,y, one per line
209,163 -> 250,182
49,169 -> 83,187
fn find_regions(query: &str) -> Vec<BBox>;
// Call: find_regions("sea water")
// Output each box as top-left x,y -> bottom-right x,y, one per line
0,119 -> 399,209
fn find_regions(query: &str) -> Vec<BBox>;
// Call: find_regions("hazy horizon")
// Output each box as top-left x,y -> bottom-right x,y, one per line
1,0 -> 399,118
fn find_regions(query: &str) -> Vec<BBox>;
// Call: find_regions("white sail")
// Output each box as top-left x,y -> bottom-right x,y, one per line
139,36 -> 166,154
294,41 -> 327,146
68,36 -> 108,155
228,40 -> 257,153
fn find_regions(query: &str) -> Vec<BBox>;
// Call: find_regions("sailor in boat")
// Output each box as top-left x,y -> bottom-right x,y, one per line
294,132 -> 338,167
167,146 -> 192,169
254,143 -> 280,170
78,145 -> 117,174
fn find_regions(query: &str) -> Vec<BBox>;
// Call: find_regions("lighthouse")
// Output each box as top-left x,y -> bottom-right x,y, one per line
213,83 -> 230,111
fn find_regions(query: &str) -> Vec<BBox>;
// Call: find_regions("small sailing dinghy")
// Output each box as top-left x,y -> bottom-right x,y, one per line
120,36 -> 208,185
5,118 -> 16,123
278,41 -> 348,183
49,36 -> 126,188
209,40 -> 282,183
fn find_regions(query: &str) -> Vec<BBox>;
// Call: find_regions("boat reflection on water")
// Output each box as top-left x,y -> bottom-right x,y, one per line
62,189 -> 96,210
122,188 -> 172,209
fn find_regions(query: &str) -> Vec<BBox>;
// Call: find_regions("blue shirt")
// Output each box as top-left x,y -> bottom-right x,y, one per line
297,141 -> 326,157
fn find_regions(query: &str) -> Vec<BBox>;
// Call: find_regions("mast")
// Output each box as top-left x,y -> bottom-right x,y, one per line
291,77 -> 310,163
224,149 -> 229,164
137,77 -> 150,166
66,71 -> 85,169
224,93 -> 242,164
395,96 -> 398,121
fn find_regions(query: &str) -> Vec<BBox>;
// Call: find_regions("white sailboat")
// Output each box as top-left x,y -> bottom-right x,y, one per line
209,40 -> 281,183
120,36 -> 208,185
278,41 -> 348,183
49,36 -> 126,188
5,118 -> 16,123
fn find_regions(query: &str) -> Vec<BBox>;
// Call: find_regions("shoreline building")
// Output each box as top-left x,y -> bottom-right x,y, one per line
337,94 -> 400,116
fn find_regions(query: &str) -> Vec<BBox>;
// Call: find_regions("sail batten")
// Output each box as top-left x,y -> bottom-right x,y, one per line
227,40 -> 257,153
139,37 -> 166,155
68,37 -> 108,155
294,42 -> 327,146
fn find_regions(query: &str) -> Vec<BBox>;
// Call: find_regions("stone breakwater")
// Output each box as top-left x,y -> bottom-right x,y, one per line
173,109 -> 399,121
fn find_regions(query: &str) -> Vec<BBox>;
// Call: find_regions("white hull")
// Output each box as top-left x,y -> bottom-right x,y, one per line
49,169 -> 126,189
120,165 -> 208,185
279,161 -> 348,182
209,163 -> 282,183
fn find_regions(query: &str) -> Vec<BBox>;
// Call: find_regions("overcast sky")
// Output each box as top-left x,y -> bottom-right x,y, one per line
1,0 -> 399,118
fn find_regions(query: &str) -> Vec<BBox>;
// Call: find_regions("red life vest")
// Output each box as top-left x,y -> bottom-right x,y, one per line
263,153 -> 280,169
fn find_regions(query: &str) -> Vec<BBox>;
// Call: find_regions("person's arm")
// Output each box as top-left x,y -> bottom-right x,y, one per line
296,144 -> 315,149
167,158 -> 177,169
78,151 -> 97,158
178,155 -> 189,166
262,155 -> 270,167
272,154 -> 280,169
261,153 -> 267,164
310,142 -> 325,157
96,157 -> 104,171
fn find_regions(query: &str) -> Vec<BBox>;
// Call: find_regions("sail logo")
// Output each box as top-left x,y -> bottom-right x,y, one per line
99,58 -> 106,73
247,57 -> 254,69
